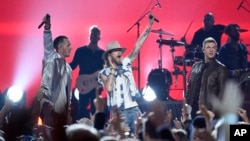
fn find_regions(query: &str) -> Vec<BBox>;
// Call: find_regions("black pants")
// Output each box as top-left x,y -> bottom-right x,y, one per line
77,89 -> 96,119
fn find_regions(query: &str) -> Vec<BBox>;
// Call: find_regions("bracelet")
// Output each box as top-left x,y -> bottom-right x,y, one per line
44,24 -> 51,30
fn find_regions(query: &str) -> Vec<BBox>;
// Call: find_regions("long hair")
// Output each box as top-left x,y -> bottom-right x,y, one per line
103,53 -> 111,68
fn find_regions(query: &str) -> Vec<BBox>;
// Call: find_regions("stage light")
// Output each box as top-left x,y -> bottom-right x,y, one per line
142,86 -> 156,101
74,88 -> 79,101
6,85 -> 24,103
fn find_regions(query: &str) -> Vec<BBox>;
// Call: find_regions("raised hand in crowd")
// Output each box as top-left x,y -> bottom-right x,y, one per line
238,108 -> 249,123
94,88 -> 106,114
165,110 -> 173,126
0,96 -> 12,126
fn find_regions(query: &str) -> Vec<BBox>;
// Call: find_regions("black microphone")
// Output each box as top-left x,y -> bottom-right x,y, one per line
38,14 -> 50,29
149,15 -> 159,23
38,21 -> 45,29
156,0 -> 161,8
237,0 -> 244,10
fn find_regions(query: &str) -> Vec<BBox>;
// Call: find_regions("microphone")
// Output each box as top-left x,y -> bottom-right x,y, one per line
156,0 -> 161,8
38,14 -> 50,29
149,15 -> 159,23
38,21 -> 45,29
237,0 -> 244,10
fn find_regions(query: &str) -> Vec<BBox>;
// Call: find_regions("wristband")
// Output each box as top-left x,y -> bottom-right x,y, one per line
44,24 -> 51,30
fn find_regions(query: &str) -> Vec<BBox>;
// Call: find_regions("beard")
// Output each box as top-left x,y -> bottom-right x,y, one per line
111,56 -> 123,65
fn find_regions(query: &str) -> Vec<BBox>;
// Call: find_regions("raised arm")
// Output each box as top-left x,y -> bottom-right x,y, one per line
43,14 -> 54,61
127,14 -> 155,62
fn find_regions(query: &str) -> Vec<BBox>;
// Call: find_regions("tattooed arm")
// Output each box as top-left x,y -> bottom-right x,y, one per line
128,14 -> 155,63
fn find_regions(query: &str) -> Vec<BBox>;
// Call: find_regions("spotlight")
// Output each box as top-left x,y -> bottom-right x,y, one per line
142,86 -> 156,102
6,86 -> 24,103
73,88 -> 79,101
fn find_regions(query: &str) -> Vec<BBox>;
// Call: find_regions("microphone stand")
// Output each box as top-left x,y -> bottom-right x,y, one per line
239,0 -> 250,13
126,3 -> 158,90
241,5 -> 250,13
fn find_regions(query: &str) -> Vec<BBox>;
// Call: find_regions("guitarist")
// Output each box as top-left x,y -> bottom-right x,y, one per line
70,25 -> 105,120
218,23 -> 249,82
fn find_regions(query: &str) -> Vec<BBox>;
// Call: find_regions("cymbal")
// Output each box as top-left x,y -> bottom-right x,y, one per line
156,39 -> 185,46
150,29 -> 175,36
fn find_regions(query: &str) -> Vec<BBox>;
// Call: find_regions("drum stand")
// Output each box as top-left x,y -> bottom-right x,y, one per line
157,34 -> 164,69
156,36 -> 188,98
169,38 -> 181,86
169,38 -> 187,96
182,49 -> 188,97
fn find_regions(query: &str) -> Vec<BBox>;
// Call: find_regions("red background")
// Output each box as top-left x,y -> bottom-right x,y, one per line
0,0 -> 249,106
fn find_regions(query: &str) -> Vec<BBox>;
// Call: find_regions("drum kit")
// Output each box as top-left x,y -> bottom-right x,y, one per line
147,28 -> 199,98
148,27 -> 250,100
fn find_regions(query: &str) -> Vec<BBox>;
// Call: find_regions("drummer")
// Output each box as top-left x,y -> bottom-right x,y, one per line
182,12 -> 225,60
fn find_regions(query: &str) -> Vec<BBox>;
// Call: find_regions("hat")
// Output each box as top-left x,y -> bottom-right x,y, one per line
224,23 -> 240,35
102,41 -> 126,60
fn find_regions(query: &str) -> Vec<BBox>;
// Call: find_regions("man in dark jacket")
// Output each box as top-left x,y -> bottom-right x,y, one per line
186,37 -> 228,119
218,23 -> 248,82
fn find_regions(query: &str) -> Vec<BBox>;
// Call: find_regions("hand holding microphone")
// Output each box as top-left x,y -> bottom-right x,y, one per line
38,14 -> 51,29
149,13 -> 159,23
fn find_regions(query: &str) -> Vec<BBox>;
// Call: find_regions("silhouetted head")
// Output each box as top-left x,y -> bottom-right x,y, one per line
65,123 -> 99,141
203,12 -> 214,30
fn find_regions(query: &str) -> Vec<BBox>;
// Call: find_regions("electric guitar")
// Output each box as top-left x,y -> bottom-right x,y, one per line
76,71 -> 102,94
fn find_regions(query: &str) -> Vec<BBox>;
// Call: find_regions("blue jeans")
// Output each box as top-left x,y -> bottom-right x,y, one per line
120,106 -> 141,133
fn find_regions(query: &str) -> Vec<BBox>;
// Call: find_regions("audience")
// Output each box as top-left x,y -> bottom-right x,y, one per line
0,78 -> 249,141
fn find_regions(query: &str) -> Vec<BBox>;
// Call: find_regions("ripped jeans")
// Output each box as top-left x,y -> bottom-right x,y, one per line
120,106 -> 141,134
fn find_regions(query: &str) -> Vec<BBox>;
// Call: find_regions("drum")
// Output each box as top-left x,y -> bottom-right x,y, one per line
147,68 -> 172,100
193,46 -> 204,61
194,50 -> 204,61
